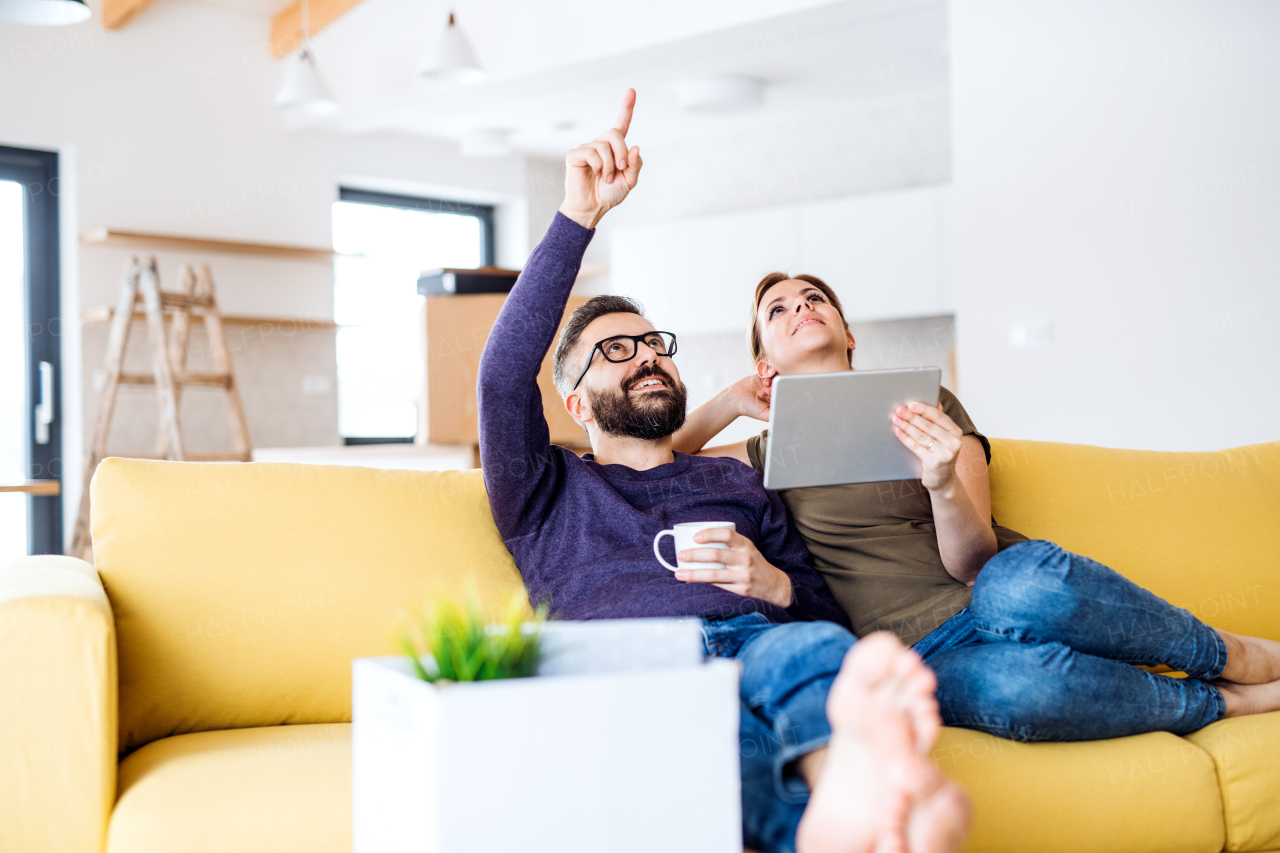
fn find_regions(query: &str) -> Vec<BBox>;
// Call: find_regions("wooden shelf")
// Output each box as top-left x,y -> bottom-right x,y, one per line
0,481 -> 60,496
81,307 -> 337,329
80,228 -> 337,261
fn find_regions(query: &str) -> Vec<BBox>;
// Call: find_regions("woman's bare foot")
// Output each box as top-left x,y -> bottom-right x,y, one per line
795,633 -> 969,853
1216,676 -> 1280,717
1216,630 -> 1280,684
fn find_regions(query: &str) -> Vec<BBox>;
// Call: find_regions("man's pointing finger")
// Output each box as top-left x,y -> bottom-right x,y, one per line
614,88 -> 636,135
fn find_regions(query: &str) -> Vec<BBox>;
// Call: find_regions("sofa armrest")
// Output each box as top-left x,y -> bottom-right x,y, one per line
1,555 -> 118,853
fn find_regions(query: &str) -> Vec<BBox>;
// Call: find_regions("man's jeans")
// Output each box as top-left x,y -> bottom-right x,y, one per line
701,613 -> 855,853
915,540 -> 1228,742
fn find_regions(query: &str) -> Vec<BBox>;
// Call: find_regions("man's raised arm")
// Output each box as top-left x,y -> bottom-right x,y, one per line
477,90 -> 643,540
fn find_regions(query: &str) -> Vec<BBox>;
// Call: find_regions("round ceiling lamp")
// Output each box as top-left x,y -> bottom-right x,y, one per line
275,0 -> 338,116
673,75 -> 765,113
418,12 -> 483,82
0,0 -> 91,25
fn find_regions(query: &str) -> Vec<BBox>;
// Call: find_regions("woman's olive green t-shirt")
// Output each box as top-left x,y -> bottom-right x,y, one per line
745,387 -> 1027,647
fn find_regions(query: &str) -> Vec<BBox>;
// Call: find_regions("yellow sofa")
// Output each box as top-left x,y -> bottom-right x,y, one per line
2,438 -> 1277,853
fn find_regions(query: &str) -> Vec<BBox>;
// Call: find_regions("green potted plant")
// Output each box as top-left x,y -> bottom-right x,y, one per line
352,599 -> 740,853
397,593 -> 546,684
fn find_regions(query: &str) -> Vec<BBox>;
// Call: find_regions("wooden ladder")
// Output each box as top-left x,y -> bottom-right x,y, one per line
70,257 -> 252,559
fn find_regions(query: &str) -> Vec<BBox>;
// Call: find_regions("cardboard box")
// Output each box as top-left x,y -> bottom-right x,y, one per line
353,619 -> 742,853
419,294 -> 589,446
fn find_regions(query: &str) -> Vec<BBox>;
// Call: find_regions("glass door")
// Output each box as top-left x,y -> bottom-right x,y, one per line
0,145 -> 62,560
0,180 -> 26,564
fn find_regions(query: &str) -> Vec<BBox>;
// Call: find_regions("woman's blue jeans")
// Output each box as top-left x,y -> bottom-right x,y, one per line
701,613 -> 856,853
916,540 -> 1228,742
700,540 -> 1229,853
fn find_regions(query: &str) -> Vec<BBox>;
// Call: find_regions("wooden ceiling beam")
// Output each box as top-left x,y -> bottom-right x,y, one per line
270,0 -> 368,57
102,0 -> 162,29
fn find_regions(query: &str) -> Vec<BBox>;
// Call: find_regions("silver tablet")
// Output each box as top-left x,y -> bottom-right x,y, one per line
762,368 -> 942,490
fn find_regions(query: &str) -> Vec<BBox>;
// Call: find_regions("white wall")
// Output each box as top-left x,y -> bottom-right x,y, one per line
951,0 -> 1280,451
0,1 -> 537,545
612,185 -> 950,333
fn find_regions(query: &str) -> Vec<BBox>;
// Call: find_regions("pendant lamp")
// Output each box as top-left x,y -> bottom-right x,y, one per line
275,0 -> 338,116
0,0 -> 91,25
418,12 -> 483,82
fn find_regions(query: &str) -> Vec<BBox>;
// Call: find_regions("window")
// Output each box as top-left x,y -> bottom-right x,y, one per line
331,189 -> 493,442
1,145 -> 62,559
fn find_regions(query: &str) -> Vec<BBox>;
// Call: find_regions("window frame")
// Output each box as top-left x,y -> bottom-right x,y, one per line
336,187 -> 495,267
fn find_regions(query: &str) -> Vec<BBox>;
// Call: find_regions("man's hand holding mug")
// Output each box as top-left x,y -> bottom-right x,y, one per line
653,521 -> 793,609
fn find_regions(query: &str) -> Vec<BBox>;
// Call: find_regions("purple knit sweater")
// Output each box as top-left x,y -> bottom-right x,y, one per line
476,213 -> 847,626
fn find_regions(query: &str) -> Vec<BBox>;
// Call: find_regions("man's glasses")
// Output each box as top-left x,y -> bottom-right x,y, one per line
571,331 -> 678,391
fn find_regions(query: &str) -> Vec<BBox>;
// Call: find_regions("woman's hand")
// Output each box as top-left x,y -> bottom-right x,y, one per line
894,402 -> 998,585
675,528 -> 793,608
892,401 -> 964,492
725,373 -> 772,422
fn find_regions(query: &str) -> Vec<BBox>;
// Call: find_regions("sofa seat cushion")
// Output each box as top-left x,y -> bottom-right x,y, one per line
1184,711 -> 1280,852
106,724 -> 350,853
932,727 -> 1224,853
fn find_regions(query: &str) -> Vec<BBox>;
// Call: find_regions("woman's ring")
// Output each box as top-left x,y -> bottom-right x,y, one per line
926,438 -> 935,449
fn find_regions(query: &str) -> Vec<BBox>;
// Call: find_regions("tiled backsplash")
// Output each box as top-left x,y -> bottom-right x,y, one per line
80,310 -> 955,457
81,317 -> 339,455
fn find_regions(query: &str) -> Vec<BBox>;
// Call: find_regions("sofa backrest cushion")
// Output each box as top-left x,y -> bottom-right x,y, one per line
91,459 -> 526,754
987,438 -> 1279,641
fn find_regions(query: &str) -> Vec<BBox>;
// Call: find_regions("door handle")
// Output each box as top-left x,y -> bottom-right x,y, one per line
35,360 -> 53,445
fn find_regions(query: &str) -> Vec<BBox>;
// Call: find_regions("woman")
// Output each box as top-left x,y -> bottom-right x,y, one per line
673,272 -> 1280,741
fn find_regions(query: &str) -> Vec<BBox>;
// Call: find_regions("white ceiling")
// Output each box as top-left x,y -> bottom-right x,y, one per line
297,0 -> 948,157
181,0 -> 288,19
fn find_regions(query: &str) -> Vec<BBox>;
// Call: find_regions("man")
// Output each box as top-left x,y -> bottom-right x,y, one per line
477,89 -> 968,853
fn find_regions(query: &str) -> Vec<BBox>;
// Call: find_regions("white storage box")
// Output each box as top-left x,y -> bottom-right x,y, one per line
353,618 -> 742,853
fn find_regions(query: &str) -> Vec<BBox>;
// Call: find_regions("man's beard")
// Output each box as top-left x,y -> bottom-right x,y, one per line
587,363 -> 688,441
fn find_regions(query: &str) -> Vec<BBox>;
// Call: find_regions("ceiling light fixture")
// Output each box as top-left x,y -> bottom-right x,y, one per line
673,75 -> 765,114
0,0 -> 91,25
418,11 -> 483,82
275,0 -> 338,117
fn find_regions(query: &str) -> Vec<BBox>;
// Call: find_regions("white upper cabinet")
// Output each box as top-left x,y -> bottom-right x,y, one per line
611,185 -> 949,335
611,206 -> 801,335
797,186 -> 947,323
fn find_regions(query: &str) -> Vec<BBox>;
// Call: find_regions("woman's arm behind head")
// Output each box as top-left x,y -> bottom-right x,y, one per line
670,373 -> 770,463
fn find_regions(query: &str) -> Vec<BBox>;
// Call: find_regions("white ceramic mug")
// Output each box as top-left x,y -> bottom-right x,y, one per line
653,522 -> 736,571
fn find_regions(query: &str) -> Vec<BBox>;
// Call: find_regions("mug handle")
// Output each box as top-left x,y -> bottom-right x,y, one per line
653,529 -> 679,571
